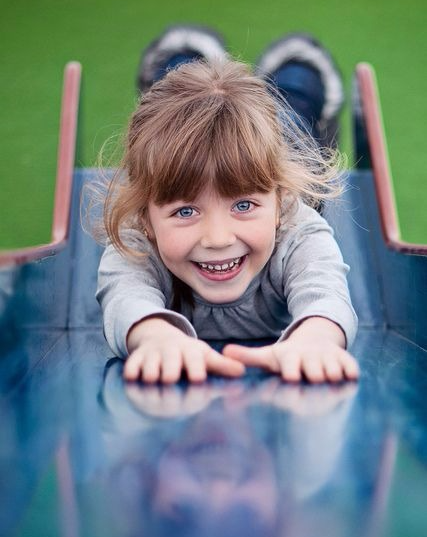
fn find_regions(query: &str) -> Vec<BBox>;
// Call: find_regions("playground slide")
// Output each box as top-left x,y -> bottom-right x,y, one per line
0,63 -> 427,537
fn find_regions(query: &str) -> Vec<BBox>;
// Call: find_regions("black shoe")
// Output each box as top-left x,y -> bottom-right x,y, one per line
136,24 -> 228,93
256,33 -> 344,147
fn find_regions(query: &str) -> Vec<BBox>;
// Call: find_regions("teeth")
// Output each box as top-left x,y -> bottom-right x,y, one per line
197,256 -> 243,272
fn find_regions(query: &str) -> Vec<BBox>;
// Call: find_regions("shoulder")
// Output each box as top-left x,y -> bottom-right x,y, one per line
266,199 -> 341,276
99,228 -> 171,286
276,199 -> 333,247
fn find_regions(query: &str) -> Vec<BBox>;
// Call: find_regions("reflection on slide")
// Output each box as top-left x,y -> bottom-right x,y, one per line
0,63 -> 427,537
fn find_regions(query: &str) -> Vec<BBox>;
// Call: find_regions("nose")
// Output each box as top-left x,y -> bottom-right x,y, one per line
200,213 -> 236,249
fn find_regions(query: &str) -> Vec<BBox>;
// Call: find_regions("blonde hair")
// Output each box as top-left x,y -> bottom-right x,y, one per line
97,58 -> 343,257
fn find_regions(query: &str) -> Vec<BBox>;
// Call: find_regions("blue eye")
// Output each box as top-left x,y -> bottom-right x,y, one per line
176,206 -> 194,218
234,200 -> 252,212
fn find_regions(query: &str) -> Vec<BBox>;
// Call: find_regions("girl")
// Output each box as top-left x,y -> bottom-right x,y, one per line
96,56 -> 359,385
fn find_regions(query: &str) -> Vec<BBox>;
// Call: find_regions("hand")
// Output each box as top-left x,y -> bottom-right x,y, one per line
250,377 -> 358,414
222,317 -> 359,384
125,382 -> 246,418
124,317 -> 245,384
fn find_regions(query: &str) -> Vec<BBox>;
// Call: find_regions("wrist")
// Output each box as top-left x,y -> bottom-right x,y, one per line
287,316 -> 346,348
127,316 -> 176,352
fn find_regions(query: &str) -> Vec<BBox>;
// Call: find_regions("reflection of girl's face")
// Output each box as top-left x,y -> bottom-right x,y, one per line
152,411 -> 278,524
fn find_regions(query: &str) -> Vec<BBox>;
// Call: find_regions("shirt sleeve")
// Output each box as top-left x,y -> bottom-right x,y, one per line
276,203 -> 358,348
96,232 -> 197,358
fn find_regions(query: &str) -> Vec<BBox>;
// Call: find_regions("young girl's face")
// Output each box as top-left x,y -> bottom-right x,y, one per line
147,186 -> 279,304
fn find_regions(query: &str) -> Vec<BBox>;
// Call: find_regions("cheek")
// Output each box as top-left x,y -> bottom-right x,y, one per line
154,228 -> 191,262
250,219 -> 277,252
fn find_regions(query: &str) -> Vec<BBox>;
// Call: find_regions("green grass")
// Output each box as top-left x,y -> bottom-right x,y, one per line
1,0 -> 427,248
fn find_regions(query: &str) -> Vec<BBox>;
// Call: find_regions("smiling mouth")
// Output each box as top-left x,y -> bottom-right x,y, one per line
193,255 -> 245,274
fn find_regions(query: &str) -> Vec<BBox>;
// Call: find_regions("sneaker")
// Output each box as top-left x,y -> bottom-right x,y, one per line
136,24 -> 227,93
256,33 -> 344,147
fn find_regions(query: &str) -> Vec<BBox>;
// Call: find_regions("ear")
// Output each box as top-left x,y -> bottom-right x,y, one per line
140,214 -> 154,241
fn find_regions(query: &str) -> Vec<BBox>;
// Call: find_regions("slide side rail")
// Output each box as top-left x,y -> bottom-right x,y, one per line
355,63 -> 427,255
0,61 -> 81,267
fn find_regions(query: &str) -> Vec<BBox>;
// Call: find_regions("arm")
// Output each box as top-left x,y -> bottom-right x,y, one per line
97,235 -> 244,383
278,205 -> 358,348
223,205 -> 359,383
96,233 -> 196,358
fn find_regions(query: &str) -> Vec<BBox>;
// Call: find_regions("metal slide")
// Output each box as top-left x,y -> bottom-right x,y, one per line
1,63 -> 427,537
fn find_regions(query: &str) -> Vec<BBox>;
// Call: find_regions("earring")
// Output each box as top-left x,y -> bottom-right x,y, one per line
143,228 -> 149,238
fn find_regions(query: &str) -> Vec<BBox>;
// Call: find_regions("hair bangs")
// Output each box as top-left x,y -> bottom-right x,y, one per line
208,104 -> 279,198
147,97 -> 278,205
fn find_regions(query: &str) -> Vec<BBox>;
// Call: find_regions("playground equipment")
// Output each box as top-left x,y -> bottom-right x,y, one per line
1,61 -> 427,537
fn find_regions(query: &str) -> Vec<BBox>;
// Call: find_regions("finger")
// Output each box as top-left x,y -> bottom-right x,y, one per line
160,386 -> 183,413
254,377 -> 282,403
125,384 -> 161,414
205,347 -> 246,377
340,353 -> 360,380
142,352 -> 161,384
124,350 -> 145,380
222,344 -> 279,372
183,385 -> 212,412
280,385 -> 305,408
301,356 -> 326,384
161,350 -> 183,384
183,348 -> 207,383
278,351 -> 302,382
324,383 -> 358,405
336,383 -> 358,399
322,356 -> 344,383
140,385 -> 164,410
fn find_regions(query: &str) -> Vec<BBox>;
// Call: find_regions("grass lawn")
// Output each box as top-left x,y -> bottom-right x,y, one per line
1,0 -> 427,248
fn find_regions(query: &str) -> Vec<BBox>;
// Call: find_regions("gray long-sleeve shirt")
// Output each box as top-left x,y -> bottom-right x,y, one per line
97,201 -> 358,358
